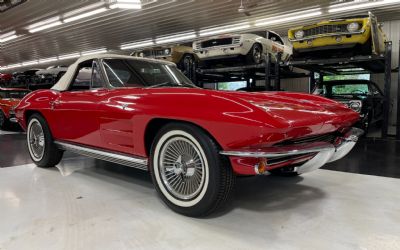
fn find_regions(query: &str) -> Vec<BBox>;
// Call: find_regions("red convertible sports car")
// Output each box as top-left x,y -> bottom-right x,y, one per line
14,54 -> 361,217
0,87 -> 30,129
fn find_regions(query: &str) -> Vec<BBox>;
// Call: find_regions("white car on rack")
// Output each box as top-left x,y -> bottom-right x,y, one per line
36,65 -> 69,78
193,31 -> 292,66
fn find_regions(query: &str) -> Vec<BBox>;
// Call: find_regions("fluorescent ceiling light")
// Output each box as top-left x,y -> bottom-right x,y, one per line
81,48 -> 108,56
63,7 -> 108,23
329,0 -> 400,13
121,40 -> 154,50
200,23 -> 251,37
156,32 -> 197,44
28,16 -> 63,33
0,31 -> 18,43
255,9 -> 322,26
39,57 -> 58,63
5,64 -> 22,69
59,53 -> 81,60
0,35 -> 19,43
109,3 -> 142,9
22,60 -> 39,66
29,20 -> 63,33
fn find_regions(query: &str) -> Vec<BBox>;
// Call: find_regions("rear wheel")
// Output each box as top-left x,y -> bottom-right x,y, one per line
0,111 -> 8,130
27,114 -> 64,168
150,123 -> 236,217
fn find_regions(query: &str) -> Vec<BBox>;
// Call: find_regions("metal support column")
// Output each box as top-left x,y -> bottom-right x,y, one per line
274,53 -> 281,91
382,41 -> 392,138
265,53 -> 271,90
397,40 -> 400,140
309,71 -> 316,93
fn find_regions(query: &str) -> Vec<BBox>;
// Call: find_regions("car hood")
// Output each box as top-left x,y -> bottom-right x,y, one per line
214,90 -> 359,129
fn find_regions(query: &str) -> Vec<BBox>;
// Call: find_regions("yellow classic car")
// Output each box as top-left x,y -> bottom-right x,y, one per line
131,45 -> 197,68
288,13 -> 386,57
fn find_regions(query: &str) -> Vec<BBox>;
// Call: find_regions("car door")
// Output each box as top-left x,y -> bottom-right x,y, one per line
96,58 -> 146,155
50,60 -> 108,148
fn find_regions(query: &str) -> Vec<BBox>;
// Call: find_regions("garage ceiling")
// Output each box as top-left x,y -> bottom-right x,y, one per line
1,0 -> 400,70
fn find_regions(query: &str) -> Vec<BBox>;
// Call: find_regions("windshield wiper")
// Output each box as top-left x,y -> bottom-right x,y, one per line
146,81 -> 195,89
145,81 -> 175,89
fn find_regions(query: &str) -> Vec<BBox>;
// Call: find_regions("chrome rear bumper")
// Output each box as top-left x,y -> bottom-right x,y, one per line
220,128 -> 363,175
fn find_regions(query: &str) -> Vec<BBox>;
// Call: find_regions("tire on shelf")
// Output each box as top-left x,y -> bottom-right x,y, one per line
150,122 -> 236,217
27,113 -> 64,168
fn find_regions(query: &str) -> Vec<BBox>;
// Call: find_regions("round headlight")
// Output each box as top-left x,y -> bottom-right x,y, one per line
139,52 -> 144,57
348,100 -> 362,113
347,22 -> 360,32
164,49 -> 170,55
295,30 -> 305,39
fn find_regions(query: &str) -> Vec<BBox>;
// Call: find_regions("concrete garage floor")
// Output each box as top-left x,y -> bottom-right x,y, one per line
1,132 -> 400,250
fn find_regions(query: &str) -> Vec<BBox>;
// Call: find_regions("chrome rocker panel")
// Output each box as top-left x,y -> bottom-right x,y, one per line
55,141 -> 148,171
220,127 -> 363,174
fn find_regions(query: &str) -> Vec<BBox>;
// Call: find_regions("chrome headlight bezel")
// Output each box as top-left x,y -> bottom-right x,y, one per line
347,22 -> 360,32
348,100 -> 362,113
294,30 -> 305,39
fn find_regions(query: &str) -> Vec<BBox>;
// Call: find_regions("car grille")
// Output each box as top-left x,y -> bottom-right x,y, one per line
304,24 -> 348,37
201,38 -> 233,48
140,49 -> 171,57
276,132 -> 337,146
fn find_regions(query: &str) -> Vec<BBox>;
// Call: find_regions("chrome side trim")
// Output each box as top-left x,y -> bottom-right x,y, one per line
54,141 -> 148,171
289,30 -> 364,42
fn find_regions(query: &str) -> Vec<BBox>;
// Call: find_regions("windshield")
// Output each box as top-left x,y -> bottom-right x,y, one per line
102,59 -> 195,88
315,83 -> 369,96
0,90 -> 30,99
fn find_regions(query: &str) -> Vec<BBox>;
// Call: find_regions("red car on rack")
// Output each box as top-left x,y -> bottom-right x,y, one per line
0,73 -> 13,85
14,54 -> 361,217
0,87 -> 31,129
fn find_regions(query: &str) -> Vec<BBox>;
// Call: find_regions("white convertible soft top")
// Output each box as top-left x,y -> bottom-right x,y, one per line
51,53 -> 175,91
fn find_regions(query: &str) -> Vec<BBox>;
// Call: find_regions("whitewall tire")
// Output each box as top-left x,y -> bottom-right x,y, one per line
27,114 -> 64,168
150,122 -> 236,217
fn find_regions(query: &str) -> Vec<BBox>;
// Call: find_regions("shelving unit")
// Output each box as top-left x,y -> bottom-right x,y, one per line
192,41 -> 396,138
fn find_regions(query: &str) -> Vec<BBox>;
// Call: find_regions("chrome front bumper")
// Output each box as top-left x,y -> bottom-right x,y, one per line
220,128 -> 364,175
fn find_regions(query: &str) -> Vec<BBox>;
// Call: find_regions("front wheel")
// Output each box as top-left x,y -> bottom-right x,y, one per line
246,43 -> 263,64
27,114 -> 64,168
150,123 -> 236,217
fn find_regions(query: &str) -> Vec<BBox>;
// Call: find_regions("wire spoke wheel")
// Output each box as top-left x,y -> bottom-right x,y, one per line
28,119 -> 45,160
159,136 -> 206,200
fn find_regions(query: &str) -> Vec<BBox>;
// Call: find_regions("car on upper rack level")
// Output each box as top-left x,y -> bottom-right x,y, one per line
288,13 -> 386,57
193,31 -> 292,67
131,45 -> 197,70
0,87 -> 31,129
14,53 -> 361,217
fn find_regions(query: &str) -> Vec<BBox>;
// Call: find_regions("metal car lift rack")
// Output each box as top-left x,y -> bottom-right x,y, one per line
191,41 -> 397,139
